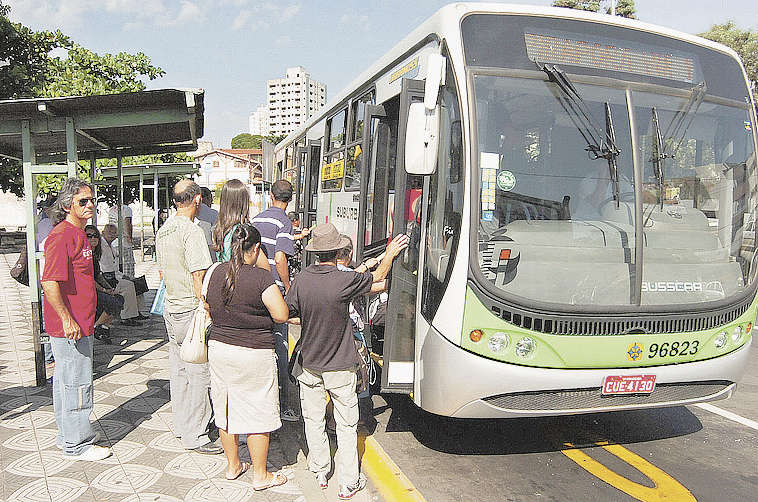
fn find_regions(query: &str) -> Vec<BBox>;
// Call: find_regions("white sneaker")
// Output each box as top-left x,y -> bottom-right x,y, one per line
338,473 -> 367,499
281,408 -> 300,422
68,445 -> 111,461
315,472 -> 328,490
57,431 -> 101,450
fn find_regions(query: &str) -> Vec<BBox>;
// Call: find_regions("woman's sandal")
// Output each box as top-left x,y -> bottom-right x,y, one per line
253,471 -> 287,491
225,462 -> 250,480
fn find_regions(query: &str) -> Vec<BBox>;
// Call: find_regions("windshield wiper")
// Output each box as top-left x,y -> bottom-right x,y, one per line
649,107 -> 671,210
661,82 -> 706,157
539,63 -> 622,206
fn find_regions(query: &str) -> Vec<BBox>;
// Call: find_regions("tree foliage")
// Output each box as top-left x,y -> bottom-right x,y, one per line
552,0 -> 636,18
606,0 -> 636,18
0,2 -> 166,197
232,133 -> 260,149
700,22 -> 758,106
231,133 -> 287,149
552,0 -> 601,12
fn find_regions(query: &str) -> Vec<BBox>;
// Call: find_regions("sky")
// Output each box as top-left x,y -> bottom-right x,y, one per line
7,0 -> 758,148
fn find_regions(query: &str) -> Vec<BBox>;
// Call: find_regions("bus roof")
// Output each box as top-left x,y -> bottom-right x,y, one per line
274,2 -> 744,153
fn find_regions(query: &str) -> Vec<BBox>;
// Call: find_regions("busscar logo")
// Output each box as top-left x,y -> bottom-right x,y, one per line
627,343 -> 643,361
641,281 -> 722,293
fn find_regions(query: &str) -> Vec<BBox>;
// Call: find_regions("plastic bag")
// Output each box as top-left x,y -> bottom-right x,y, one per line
150,279 -> 166,316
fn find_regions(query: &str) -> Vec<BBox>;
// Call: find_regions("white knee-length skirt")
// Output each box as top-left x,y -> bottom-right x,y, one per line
208,340 -> 282,434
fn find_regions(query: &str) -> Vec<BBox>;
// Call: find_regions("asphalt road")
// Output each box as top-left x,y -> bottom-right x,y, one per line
367,342 -> 758,502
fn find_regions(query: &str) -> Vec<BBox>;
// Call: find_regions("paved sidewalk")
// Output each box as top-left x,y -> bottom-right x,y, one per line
0,251 -> 374,502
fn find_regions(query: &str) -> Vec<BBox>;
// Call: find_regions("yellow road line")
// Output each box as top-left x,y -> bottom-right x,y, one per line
359,434 -> 426,502
562,441 -> 696,502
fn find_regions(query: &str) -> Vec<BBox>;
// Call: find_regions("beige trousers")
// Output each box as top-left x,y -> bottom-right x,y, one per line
297,367 -> 359,487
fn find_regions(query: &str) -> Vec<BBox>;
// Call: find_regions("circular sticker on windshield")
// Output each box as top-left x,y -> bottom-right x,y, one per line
497,170 -> 516,191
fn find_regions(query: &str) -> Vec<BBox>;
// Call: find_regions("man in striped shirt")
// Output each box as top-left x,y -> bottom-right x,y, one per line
252,179 -> 298,421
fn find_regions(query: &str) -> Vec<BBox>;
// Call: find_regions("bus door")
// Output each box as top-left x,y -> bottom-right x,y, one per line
301,140 -> 321,267
381,79 -> 426,393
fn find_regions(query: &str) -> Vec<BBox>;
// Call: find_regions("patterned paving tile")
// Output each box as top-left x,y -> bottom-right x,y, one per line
0,253 -> 314,502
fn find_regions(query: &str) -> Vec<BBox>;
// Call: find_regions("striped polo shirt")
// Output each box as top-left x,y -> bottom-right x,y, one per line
252,206 -> 295,290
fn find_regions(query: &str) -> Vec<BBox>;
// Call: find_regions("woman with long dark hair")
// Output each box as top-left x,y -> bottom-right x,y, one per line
213,179 -> 250,262
205,223 -> 289,490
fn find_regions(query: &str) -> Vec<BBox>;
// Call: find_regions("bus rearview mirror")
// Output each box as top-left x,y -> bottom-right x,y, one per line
405,101 -> 439,175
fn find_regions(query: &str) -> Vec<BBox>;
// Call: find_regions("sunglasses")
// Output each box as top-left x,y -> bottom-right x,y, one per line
86,233 -> 99,238
77,197 -> 97,207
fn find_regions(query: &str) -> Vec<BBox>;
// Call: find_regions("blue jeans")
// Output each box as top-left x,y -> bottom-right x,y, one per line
163,309 -> 213,449
273,322 -> 289,405
50,335 -> 97,455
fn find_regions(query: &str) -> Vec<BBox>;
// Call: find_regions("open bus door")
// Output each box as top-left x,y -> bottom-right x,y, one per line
381,79 -> 426,393
299,140 -> 321,269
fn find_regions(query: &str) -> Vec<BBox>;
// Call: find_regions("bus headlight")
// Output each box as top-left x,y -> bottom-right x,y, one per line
714,331 -> 728,349
488,332 -> 509,353
515,337 -> 536,358
731,326 -> 743,343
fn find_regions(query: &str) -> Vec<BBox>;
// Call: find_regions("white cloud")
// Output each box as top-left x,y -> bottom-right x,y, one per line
7,0 -> 208,32
275,35 -> 292,47
279,4 -> 301,22
231,11 -> 252,31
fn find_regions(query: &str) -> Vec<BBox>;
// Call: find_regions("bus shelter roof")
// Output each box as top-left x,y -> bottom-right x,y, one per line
0,88 -> 204,162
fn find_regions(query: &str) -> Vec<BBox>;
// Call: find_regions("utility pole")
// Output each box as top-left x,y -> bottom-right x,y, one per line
610,0 -> 616,15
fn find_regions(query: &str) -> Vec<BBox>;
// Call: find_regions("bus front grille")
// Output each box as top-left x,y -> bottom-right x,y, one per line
482,381 -> 733,412
470,281 -> 752,335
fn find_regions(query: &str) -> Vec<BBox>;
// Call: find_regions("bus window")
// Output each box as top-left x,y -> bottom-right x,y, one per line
328,109 -> 347,150
351,91 -> 375,142
322,150 -> 345,191
364,96 -> 399,248
345,92 -> 375,191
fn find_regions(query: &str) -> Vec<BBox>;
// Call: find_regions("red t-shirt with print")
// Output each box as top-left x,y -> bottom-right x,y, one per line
42,220 -> 96,337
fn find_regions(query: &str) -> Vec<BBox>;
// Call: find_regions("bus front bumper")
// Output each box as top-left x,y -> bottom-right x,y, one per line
417,325 -> 751,418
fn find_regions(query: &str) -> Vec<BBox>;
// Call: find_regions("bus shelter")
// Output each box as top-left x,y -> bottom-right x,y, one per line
0,88 -> 204,386
97,162 -> 199,261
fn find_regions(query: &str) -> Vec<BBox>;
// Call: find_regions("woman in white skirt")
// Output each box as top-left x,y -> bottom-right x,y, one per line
205,223 -> 289,490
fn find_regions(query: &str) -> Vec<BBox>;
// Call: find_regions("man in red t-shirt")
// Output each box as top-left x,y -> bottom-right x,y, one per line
41,178 -> 111,461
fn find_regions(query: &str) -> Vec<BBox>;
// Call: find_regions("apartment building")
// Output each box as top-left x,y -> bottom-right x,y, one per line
250,66 -> 326,137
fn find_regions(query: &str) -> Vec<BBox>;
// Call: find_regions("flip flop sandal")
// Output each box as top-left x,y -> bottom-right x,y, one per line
253,471 -> 287,491
225,462 -> 250,480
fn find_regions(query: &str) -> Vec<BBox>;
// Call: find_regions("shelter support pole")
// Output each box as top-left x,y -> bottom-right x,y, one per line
154,171 -> 159,262
65,117 -> 77,178
139,170 -> 144,261
22,120 -> 46,387
117,155 -> 124,273
89,152 -> 97,226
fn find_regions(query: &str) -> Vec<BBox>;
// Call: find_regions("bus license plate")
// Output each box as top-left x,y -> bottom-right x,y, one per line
602,374 -> 656,395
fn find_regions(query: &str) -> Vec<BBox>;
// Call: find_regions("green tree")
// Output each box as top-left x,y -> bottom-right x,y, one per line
231,133 -> 261,149
552,0 -> 600,12
0,2 -> 165,197
700,22 -> 758,106
606,0 -> 636,18
552,0 -> 636,18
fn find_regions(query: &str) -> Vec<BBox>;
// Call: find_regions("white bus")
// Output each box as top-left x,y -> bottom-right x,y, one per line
274,3 -> 758,418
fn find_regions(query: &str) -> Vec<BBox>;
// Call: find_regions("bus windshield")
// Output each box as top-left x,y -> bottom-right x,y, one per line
466,18 -> 757,309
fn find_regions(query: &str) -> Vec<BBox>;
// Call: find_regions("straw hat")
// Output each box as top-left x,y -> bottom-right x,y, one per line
305,223 -> 351,252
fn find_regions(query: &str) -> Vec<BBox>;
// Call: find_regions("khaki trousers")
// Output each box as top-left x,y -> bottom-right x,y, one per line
298,368 -> 359,487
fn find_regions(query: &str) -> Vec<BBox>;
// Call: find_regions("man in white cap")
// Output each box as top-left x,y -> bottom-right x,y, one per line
286,223 -> 408,499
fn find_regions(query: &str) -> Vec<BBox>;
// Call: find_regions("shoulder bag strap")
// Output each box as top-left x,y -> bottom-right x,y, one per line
201,262 -> 221,299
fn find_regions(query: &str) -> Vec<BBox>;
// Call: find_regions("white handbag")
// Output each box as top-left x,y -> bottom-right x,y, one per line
180,262 -> 220,364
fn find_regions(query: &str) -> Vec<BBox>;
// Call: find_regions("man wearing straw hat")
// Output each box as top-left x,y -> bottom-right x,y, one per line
286,223 -> 408,499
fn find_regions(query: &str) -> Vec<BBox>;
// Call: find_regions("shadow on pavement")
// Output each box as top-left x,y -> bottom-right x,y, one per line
380,393 -> 703,455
